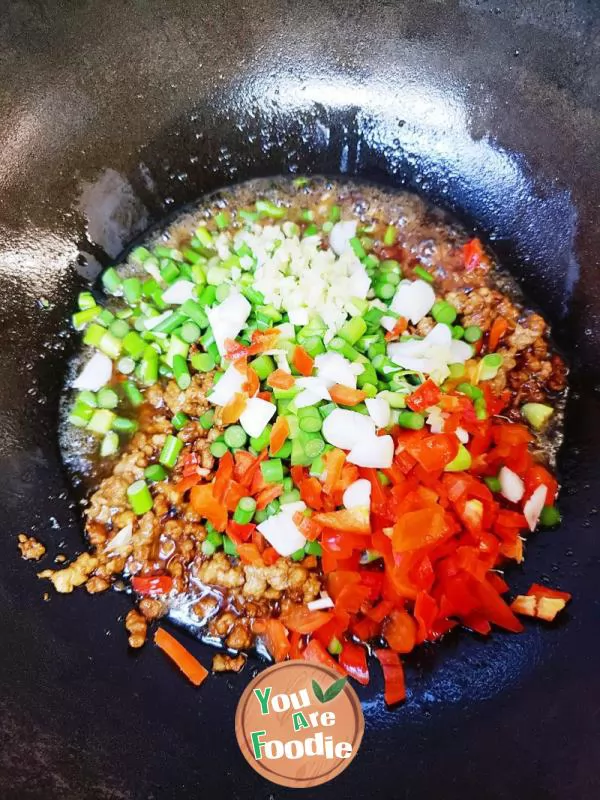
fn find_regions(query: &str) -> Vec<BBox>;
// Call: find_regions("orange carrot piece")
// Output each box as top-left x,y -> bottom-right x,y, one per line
154,628 -> 209,686
267,369 -> 295,390
255,484 -> 284,510
323,448 -> 346,495
222,392 -> 247,424
243,366 -> 260,398
173,473 -> 202,494
263,618 -> 291,662
488,316 -> 508,352
269,415 -> 290,455
213,450 -> 234,502
329,384 -> 367,406
237,542 -> 264,565
385,316 -> 408,342
292,345 -> 314,377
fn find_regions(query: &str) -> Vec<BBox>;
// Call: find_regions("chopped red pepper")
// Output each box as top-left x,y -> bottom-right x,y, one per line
131,574 -> 173,595
406,379 -> 442,413
339,640 -> 370,685
374,649 -> 406,705
303,638 -> 347,676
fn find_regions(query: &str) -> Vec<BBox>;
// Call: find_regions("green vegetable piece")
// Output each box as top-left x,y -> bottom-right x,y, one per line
540,505 -> 561,527
127,480 -> 153,515
444,444 -> 472,472
521,402 -> 554,430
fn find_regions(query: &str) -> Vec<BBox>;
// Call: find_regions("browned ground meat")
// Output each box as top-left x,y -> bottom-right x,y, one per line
17,534 -> 46,561
125,609 -> 147,648
445,286 -> 567,407
212,653 -> 246,673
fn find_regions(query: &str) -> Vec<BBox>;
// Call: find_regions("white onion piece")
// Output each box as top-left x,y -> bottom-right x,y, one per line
426,406 -> 445,434
161,279 -> 196,305
72,352 -> 113,391
524,485 -> 548,531
294,390 -> 323,409
288,308 -> 309,326
329,220 -> 357,256
347,434 -> 394,468
348,265 -> 371,299
499,466 -> 525,503
295,377 -> 331,401
386,279 -> 436,325
257,512 -> 306,557
315,352 -> 357,389
343,478 -> 372,509
322,409 -> 376,450
307,596 -> 335,611
239,397 -> 277,438
144,310 -> 172,330
365,397 -> 391,428
207,363 -> 246,406
449,339 -> 473,363
206,292 -> 251,355
455,427 -> 469,444
104,523 -> 133,556
279,500 -> 307,517
388,322 -> 471,381
276,322 -> 295,340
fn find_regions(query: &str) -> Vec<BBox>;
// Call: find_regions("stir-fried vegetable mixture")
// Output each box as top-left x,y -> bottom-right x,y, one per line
42,177 -> 569,702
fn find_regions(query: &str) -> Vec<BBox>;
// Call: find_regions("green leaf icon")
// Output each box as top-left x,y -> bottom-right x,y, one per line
312,679 -> 325,703
323,677 -> 347,702
312,676 -> 347,703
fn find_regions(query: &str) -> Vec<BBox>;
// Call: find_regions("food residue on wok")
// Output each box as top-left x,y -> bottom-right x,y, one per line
36,177 -> 570,702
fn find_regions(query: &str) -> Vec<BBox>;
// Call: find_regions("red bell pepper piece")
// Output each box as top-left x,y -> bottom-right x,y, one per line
339,640 -> 370,685
374,649 -> 406,705
383,608 -> 417,653
131,574 -> 173,595
303,638 -> 347,675
280,604 -> 334,634
406,379 -> 442,413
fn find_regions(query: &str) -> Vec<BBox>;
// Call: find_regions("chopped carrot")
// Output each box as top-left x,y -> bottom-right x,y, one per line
240,449 -> 268,489
243,366 -> 260,398
313,506 -> 371,534
488,316 -> 509,352
267,369 -> 295,390
222,392 -> 247,424
292,345 -> 314,377
263,618 -> 291,662
262,546 -> 280,566
190,483 -> 227,531
298,476 -> 323,510
329,384 -> 367,406
255,484 -> 284,510
154,627 -> 209,687
323,448 -> 346,496
213,450 -> 234,502
280,604 -> 334,634
292,510 -> 323,540
173,473 -> 202,494
236,542 -> 264,565
384,316 -> 408,342
269,416 -> 290,455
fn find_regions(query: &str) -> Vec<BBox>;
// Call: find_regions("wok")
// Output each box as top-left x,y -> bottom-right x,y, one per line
0,1 -> 599,798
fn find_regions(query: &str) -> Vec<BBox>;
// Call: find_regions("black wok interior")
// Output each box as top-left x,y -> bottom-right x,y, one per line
1,1 -> 599,798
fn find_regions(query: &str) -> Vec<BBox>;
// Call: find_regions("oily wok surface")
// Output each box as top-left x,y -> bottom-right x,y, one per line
0,1 -> 599,798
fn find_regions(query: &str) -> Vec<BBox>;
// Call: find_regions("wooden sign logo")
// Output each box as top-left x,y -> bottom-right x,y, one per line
235,661 -> 364,788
